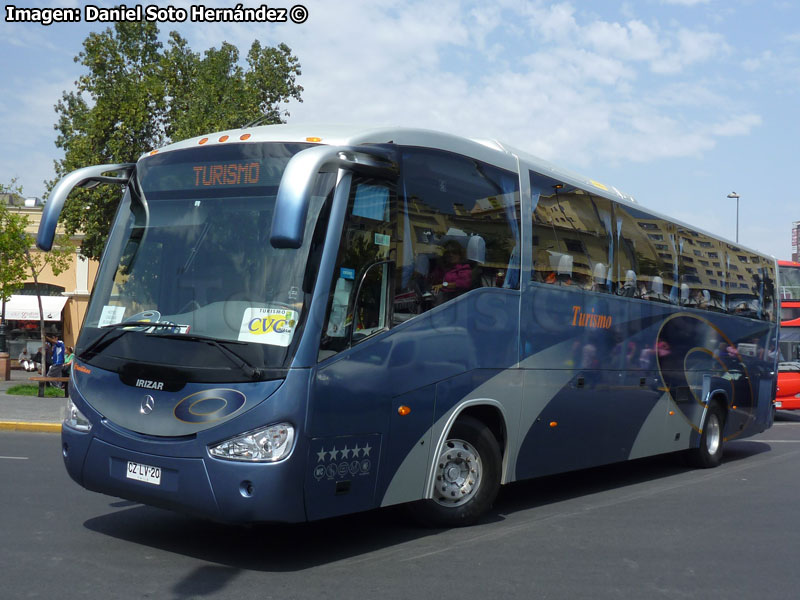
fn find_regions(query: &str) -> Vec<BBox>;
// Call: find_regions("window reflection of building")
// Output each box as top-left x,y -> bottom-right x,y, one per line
526,171 -> 775,321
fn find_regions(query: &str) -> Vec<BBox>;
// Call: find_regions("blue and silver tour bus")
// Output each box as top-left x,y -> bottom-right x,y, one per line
38,125 -> 778,526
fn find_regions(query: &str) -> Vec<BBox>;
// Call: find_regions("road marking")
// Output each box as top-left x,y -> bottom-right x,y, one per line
0,456 -> 29,460
739,440 -> 800,443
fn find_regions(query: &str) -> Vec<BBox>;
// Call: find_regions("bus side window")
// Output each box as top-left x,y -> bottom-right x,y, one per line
529,171 -> 613,293
393,148 -> 520,322
319,179 -> 396,359
613,205 -> 673,302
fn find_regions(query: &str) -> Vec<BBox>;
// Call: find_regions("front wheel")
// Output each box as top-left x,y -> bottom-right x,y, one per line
407,416 -> 501,527
687,402 -> 725,468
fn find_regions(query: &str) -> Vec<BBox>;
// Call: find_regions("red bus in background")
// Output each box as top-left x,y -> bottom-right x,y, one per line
777,260 -> 800,410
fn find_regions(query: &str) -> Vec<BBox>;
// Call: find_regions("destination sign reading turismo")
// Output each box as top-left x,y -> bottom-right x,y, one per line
192,162 -> 261,187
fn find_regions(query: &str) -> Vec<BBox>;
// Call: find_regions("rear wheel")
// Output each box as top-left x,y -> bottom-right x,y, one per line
407,416 -> 501,527
687,402 -> 725,468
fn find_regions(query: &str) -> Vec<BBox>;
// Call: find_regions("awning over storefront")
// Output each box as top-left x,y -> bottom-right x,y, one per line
2,295 -> 69,321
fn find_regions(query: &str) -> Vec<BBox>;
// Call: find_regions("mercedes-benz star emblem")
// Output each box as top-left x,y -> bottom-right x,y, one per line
140,395 -> 155,415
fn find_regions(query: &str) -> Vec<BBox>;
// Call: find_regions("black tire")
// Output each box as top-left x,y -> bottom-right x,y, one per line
407,416 -> 501,527
687,402 -> 725,468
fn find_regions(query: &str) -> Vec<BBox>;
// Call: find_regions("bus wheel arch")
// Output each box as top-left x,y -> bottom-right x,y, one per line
408,406 -> 504,527
687,395 -> 727,468
456,404 -> 507,462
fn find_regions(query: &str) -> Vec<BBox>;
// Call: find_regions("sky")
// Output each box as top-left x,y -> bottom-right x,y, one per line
1,0 -> 798,260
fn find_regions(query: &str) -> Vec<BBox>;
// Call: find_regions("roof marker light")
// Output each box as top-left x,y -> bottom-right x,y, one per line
219,135 -> 229,142
149,150 -> 158,155
306,137 -> 322,142
240,134 -> 251,141
199,137 -> 208,145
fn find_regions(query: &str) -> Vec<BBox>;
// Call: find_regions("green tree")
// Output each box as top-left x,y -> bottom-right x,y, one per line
0,181 -> 29,307
1,180 -> 74,368
52,22 -> 303,260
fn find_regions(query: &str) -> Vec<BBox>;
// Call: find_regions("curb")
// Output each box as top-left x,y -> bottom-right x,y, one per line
0,421 -> 61,433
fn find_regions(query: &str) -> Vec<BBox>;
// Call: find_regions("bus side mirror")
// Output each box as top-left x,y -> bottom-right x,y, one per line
37,163 -> 134,251
271,145 -> 397,249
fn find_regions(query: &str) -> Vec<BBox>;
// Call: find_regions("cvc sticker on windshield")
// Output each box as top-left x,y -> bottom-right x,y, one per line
238,306 -> 299,346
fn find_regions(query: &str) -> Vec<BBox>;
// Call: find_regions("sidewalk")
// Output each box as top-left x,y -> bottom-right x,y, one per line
0,368 -> 63,433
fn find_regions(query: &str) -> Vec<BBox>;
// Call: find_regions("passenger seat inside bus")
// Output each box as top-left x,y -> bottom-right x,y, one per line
556,254 -> 574,285
591,263 -> 606,292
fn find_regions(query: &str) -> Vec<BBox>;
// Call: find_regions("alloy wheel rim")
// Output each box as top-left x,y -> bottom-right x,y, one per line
432,438 -> 482,507
706,413 -> 721,455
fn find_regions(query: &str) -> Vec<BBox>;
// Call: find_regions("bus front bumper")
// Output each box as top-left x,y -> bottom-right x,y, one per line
774,396 -> 800,411
62,427 -> 307,524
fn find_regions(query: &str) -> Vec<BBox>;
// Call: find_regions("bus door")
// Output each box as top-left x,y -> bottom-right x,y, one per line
304,173 -> 410,521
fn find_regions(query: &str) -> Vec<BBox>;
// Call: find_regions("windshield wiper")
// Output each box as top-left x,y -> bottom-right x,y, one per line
149,332 -> 264,380
78,321 -> 185,359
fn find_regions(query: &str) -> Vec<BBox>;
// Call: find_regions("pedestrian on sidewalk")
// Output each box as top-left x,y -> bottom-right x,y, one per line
63,346 -> 74,376
46,336 -> 66,387
18,348 -> 36,372
32,344 -> 49,373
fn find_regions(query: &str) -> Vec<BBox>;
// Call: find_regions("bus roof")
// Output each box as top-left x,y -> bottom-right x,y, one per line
144,123 -> 776,264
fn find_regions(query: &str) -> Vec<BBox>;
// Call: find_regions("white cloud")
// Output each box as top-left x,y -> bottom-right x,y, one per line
651,29 -> 727,73
0,0 -> 772,202
583,19 -> 664,62
710,114 -> 762,136
660,0 -> 711,5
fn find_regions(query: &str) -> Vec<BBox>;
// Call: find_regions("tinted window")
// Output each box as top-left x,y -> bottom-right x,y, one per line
614,205 -> 674,301
393,148 -> 520,323
319,177 -> 397,359
681,232 -> 726,311
529,172 -> 613,293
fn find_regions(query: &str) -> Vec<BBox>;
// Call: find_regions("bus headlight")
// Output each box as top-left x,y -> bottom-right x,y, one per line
64,398 -> 92,432
208,423 -> 295,462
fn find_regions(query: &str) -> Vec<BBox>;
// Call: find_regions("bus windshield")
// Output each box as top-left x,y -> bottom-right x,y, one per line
80,142 -> 334,379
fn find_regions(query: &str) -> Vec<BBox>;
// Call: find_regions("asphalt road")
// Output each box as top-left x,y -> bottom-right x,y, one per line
3,414 -> 800,600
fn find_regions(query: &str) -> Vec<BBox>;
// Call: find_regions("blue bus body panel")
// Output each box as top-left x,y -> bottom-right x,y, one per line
72,364 -> 285,437
514,283 -> 774,479
307,288 -> 521,518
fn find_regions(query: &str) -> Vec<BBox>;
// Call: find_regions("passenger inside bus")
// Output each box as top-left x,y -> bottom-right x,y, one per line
435,240 -> 473,303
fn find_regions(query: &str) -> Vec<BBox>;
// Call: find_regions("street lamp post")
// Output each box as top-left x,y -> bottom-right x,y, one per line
727,192 -> 741,243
